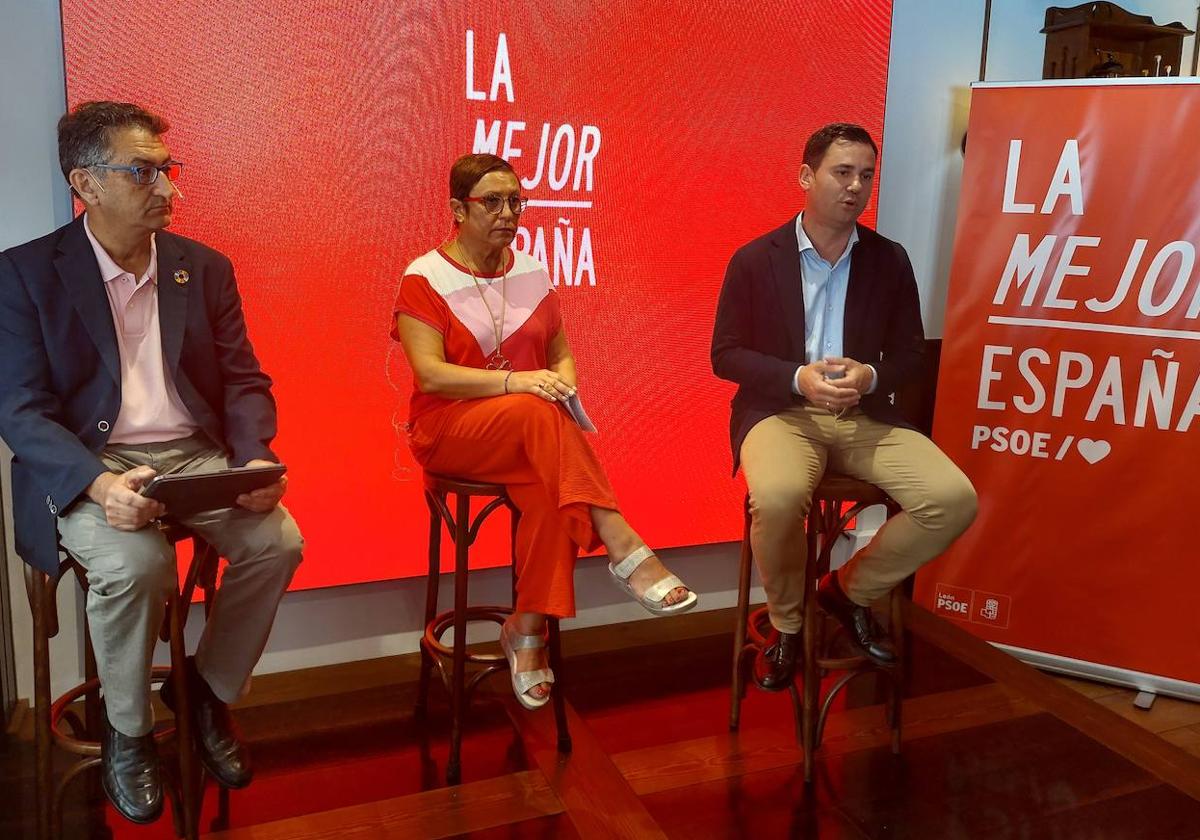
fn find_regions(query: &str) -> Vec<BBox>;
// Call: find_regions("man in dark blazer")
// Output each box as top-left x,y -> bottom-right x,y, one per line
0,101 -> 302,823
711,123 -> 976,690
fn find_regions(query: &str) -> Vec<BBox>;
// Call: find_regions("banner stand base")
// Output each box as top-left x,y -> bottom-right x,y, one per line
995,643 -> 1200,704
1133,691 -> 1157,711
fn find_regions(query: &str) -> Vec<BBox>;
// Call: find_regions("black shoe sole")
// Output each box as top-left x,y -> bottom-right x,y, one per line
753,651 -> 797,692
815,594 -> 898,668
754,675 -> 796,693
841,638 -> 898,669
195,751 -> 253,790
101,773 -> 163,825
160,670 -> 253,789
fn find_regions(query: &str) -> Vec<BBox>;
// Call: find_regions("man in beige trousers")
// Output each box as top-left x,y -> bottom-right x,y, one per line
711,123 -> 977,689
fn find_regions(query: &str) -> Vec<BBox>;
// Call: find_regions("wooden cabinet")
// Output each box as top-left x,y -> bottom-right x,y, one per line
1042,2 -> 1193,79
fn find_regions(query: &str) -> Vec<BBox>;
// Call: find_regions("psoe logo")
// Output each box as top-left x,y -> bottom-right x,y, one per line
934,583 -> 973,620
971,590 -> 1012,630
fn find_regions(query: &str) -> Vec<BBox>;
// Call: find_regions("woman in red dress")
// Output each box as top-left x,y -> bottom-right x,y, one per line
392,154 -> 697,709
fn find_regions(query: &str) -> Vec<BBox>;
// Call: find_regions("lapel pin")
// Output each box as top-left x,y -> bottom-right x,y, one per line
173,269 -> 189,285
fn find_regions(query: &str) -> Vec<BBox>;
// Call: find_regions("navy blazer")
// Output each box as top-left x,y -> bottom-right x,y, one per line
711,216 -> 926,472
0,216 -> 278,575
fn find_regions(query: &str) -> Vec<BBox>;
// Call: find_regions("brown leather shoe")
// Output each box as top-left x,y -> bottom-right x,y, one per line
753,630 -> 800,691
161,657 -> 253,788
815,573 -> 897,667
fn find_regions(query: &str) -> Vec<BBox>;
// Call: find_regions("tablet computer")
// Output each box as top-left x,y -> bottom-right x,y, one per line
140,464 -> 286,516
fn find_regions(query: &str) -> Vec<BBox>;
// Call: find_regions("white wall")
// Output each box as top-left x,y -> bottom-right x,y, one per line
0,0 -> 87,707
4,0 -> 1199,703
876,0 -> 985,336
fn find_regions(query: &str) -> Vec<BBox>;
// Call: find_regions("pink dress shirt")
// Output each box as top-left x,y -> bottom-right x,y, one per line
84,214 -> 199,444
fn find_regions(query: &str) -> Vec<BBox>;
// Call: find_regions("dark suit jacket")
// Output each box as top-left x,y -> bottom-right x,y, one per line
0,216 -> 278,575
711,216 -> 926,473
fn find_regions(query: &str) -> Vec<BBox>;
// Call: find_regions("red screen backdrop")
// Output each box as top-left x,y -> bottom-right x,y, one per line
61,1 -> 893,588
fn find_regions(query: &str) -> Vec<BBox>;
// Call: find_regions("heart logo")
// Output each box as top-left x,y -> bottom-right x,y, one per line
1076,438 -> 1111,465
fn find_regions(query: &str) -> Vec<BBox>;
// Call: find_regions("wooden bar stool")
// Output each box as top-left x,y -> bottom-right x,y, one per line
26,524 -> 220,840
415,473 -> 571,786
729,472 -> 906,783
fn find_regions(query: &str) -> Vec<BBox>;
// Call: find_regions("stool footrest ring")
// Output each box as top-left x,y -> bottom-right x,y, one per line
423,605 -> 514,663
49,664 -> 177,756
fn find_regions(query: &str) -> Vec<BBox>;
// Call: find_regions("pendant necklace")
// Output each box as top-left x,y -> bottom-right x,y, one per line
456,241 -> 512,371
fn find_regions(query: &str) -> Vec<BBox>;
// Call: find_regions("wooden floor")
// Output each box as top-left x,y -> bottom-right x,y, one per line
3,604 -> 1200,839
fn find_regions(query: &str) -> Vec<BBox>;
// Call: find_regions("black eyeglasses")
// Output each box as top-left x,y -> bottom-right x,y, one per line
464,193 -> 529,215
89,161 -> 184,186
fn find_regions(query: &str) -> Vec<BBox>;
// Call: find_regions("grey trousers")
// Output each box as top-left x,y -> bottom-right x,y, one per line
56,434 -> 303,736
741,405 -> 978,634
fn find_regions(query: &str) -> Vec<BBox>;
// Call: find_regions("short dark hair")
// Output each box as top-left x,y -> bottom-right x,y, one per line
57,101 -> 169,182
449,153 -> 516,202
802,123 -> 878,171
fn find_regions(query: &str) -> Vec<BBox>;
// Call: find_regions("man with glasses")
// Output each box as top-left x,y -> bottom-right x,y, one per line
711,123 -> 977,691
0,101 -> 302,823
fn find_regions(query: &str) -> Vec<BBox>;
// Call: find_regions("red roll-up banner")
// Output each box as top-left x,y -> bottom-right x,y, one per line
914,80 -> 1200,689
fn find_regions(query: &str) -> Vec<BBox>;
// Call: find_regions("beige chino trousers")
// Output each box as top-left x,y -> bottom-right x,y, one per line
740,405 -> 977,634
56,434 -> 303,736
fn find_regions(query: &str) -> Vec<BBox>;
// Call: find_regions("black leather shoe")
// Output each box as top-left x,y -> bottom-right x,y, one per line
101,715 -> 163,824
161,657 -> 253,789
815,573 -> 898,667
753,630 -> 800,691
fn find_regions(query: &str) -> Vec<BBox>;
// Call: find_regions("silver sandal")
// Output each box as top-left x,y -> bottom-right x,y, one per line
608,546 -> 698,616
499,621 -> 555,710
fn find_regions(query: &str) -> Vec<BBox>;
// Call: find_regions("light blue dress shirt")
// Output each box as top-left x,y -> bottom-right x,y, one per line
791,213 -> 876,395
